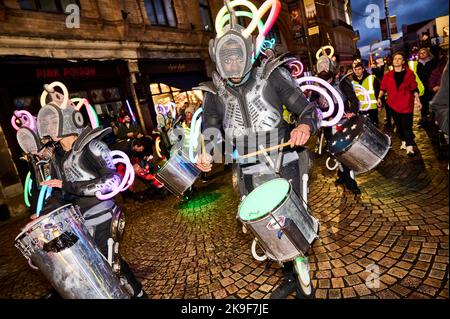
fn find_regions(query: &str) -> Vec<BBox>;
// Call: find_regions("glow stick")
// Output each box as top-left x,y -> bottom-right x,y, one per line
24,171 -> 31,208
126,99 -> 137,124
36,175 -> 52,217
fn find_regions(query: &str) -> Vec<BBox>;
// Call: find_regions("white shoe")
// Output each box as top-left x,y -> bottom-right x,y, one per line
406,146 -> 415,156
294,256 -> 312,296
400,141 -> 407,150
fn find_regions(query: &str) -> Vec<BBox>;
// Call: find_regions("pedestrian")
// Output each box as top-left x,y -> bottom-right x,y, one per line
352,62 -> 380,126
416,47 -> 437,126
378,52 -> 422,156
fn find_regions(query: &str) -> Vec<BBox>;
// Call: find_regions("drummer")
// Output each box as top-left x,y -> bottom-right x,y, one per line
195,1 -> 320,299
314,54 -> 362,195
35,90 -> 146,299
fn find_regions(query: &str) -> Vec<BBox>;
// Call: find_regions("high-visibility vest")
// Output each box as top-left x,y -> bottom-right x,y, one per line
352,74 -> 378,111
182,121 -> 191,149
408,60 -> 425,96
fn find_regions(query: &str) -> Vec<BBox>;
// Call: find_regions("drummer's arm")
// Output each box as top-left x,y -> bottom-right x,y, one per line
63,142 -> 121,197
271,68 -> 319,135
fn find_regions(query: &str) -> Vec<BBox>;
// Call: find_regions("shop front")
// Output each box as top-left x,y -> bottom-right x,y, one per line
138,59 -> 209,130
0,57 -> 136,185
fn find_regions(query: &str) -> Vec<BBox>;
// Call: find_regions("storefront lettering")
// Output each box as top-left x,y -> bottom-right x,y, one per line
167,64 -> 186,72
35,67 -> 96,79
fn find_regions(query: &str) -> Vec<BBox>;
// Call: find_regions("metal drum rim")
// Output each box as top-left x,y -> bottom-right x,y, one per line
14,203 -> 76,242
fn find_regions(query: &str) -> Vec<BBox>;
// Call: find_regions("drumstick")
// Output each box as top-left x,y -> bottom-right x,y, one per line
200,134 -> 206,157
241,142 -> 291,159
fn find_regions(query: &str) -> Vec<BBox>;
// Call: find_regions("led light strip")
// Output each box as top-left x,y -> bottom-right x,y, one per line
11,110 -> 36,131
189,107 -> 203,164
296,76 -> 345,127
95,150 -> 135,201
215,0 -> 281,60
36,175 -> 53,217
288,60 -> 304,78
24,171 -> 32,208
40,81 -> 69,108
316,45 -> 335,60
71,98 -> 100,129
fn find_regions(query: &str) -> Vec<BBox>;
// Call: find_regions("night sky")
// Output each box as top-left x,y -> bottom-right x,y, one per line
350,0 -> 449,48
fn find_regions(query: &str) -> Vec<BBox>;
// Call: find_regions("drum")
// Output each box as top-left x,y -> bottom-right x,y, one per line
327,115 -> 391,174
238,178 -> 319,263
155,150 -> 201,197
14,204 -> 128,299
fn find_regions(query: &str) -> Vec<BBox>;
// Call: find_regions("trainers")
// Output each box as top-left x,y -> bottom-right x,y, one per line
406,146 -> 415,157
400,141 -> 407,150
270,275 -> 297,299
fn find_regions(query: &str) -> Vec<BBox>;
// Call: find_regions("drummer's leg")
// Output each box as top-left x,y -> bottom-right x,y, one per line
93,219 -> 144,298
270,261 -> 297,299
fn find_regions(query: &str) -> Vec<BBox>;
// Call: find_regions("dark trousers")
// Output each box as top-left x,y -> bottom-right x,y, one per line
361,109 -> 379,126
95,219 -> 142,296
420,90 -> 433,118
384,100 -> 393,124
393,111 -> 414,146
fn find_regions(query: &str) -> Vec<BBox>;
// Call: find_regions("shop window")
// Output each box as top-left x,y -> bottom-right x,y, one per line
198,0 -> 213,32
144,0 -> 177,27
18,0 -> 80,13
150,83 -> 203,116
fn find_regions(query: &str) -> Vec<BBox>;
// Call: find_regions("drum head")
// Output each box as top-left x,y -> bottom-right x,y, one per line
328,115 -> 365,155
239,178 -> 290,221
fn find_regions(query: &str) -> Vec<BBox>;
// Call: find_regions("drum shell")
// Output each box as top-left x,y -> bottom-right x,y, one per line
330,116 -> 391,174
240,184 -> 319,263
14,204 -> 128,299
156,150 -> 201,197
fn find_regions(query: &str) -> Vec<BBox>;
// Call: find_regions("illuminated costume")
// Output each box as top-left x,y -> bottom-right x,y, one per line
37,84 -> 145,298
197,0 -> 320,299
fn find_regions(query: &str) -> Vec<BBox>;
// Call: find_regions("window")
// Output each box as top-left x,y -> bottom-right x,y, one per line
144,0 -> 177,27
150,83 -> 203,114
198,0 -> 213,32
19,0 -> 80,13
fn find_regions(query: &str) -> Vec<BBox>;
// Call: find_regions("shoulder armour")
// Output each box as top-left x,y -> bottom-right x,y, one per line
73,126 -> 112,153
261,53 -> 297,80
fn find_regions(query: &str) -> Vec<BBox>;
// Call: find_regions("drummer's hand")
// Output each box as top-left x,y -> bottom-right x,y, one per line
289,124 -> 311,147
196,153 -> 213,172
40,179 -> 62,188
344,112 -> 355,119
30,213 -> 38,220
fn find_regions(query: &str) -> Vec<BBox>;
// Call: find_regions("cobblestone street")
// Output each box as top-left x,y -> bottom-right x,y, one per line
0,113 -> 448,299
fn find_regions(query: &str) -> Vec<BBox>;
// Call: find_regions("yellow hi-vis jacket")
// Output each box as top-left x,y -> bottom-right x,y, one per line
408,60 -> 425,96
352,74 -> 378,111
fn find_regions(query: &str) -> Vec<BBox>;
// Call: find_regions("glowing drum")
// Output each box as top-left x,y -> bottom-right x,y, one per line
328,115 -> 391,174
238,179 -> 319,263
155,150 -> 201,197
14,204 -> 128,299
